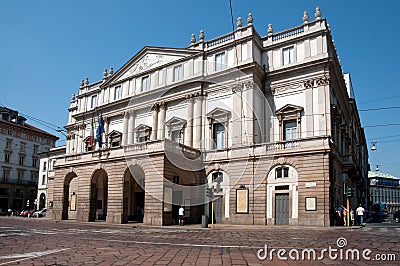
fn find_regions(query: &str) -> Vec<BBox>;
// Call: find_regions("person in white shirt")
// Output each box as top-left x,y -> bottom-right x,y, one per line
356,204 -> 365,226
178,206 -> 185,226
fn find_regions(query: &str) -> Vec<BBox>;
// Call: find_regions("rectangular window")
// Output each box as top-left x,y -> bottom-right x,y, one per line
283,46 -> 294,65
19,142 -> 26,153
43,162 -> 47,171
173,65 -> 183,82
17,171 -> 24,183
4,153 -> 10,163
213,123 -> 225,149
171,130 -> 182,143
42,175 -> 46,185
3,170 -> 10,181
141,76 -> 150,92
276,167 -> 289,179
138,136 -> 148,143
33,145 -> 39,154
7,129 -> 12,136
32,158 -> 37,167
19,155 -> 24,165
5,139 -> 12,149
215,52 -> 226,71
91,95 -> 98,109
212,172 -> 223,183
284,120 -> 297,140
114,85 -> 122,100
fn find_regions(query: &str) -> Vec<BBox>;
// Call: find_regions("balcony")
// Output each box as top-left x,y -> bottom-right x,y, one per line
60,139 -> 201,166
203,136 -> 331,162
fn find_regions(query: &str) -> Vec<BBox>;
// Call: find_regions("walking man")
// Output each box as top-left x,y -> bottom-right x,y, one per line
178,205 -> 185,226
356,204 -> 365,226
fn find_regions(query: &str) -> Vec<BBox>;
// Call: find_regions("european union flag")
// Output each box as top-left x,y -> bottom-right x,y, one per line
96,114 -> 105,147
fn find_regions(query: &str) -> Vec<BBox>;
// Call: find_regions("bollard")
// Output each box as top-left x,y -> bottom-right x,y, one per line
201,215 -> 208,228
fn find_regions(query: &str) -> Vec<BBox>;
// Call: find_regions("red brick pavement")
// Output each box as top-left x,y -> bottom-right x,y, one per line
0,217 -> 398,265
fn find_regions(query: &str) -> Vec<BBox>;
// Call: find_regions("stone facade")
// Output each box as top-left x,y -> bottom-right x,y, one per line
47,8 -> 368,226
0,107 -> 58,212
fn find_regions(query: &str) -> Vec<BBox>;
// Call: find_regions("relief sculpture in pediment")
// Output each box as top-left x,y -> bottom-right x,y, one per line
129,54 -> 164,75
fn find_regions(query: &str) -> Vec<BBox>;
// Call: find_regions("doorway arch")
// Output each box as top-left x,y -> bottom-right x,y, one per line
39,193 -> 46,210
122,165 -> 145,223
206,170 -> 230,224
62,172 -> 78,220
89,169 -> 108,221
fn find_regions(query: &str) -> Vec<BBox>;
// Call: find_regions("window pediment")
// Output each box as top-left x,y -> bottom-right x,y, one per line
135,124 -> 152,137
108,130 -> 122,138
165,116 -> 186,130
276,104 -> 303,121
276,104 -> 303,115
207,107 -> 231,123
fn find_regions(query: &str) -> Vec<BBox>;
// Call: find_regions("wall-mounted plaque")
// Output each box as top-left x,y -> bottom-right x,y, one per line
236,188 -> 249,214
305,197 -> 317,211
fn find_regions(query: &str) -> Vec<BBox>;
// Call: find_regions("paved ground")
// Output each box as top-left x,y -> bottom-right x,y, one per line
0,216 -> 398,265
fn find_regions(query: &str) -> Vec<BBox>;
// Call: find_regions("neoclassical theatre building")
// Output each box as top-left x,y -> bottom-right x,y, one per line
48,8 -> 368,226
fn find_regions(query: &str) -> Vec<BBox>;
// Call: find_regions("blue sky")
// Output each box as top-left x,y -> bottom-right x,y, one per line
1,1 -> 399,177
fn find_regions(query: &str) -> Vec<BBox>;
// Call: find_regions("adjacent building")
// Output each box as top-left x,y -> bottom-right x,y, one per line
47,8 -> 368,226
37,146 -> 66,210
369,171 -> 400,213
0,107 -> 58,212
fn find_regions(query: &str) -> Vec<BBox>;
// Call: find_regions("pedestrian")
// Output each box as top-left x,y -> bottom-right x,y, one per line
342,205 -> 347,226
350,208 -> 355,226
178,205 -> 185,226
356,204 -> 365,226
332,208 -> 340,226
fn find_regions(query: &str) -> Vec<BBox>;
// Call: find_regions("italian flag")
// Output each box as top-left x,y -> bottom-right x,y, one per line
89,117 -> 95,146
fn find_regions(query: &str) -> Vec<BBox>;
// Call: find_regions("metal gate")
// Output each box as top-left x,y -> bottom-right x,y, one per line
275,193 -> 289,225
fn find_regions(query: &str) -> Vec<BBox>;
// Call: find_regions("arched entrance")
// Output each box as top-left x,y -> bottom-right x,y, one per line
89,169 -> 108,221
266,164 -> 299,225
123,166 -> 145,223
39,193 -> 46,210
62,172 -> 78,220
206,170 -> 230,224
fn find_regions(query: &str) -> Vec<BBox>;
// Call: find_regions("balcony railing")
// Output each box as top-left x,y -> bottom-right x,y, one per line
266,140 -> 299,152
272,25 -> 304,41
206,32 -> 235,48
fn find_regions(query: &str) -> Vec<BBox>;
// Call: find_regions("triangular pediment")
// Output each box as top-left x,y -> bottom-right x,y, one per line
108,130 -> 122,138
134,124 -> 152,132
206,107 -> 231,118
102,47 -> 200,87
275,104 -> 303,115
165,116 -> 186,126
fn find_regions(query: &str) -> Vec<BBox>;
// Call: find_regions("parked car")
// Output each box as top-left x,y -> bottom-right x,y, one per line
32,208 -> 46,218
20,210 -> 34,217
394,210 -> 400,223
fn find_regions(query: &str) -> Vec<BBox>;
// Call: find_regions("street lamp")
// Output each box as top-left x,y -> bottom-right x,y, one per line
375,165 -> 380,172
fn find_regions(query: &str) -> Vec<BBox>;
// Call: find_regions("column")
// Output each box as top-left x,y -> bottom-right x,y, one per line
151,104 -> 159,140
193,94 -> 202,149
104,117 -> 110,148
158,102 -> 166,139
201,93 -> 206,150
70,134 -> 75,154
128,110 -> 135,144
77,126 -> 82,153
74,126 -> 79,153
185,95 -> 194,147
244,82 -> 254,144
122,111 -> 129,146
